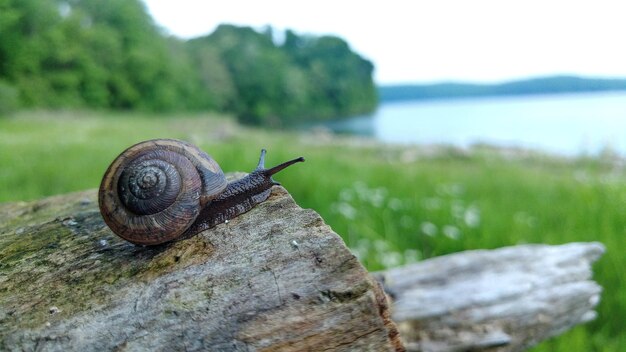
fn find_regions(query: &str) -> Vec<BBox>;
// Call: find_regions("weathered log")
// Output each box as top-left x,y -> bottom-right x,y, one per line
0,182 -> 604,352
0,184 -> 403,351
376,242 -> 604,352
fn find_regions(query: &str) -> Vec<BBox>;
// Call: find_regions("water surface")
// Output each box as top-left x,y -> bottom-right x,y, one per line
322,92 -> 626,156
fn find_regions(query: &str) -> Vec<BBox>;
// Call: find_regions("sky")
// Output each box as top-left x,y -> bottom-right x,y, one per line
141,0 -> 626,85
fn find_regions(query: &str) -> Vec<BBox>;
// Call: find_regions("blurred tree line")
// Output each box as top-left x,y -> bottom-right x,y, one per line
0,0 -> 377,125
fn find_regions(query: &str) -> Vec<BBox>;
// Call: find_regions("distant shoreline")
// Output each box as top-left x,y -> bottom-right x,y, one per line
378,75 -> 626,102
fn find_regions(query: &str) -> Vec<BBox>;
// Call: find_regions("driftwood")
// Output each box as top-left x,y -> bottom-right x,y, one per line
0,179 -> 604,351
376,242 -> 604,352
0,185 -> 402,351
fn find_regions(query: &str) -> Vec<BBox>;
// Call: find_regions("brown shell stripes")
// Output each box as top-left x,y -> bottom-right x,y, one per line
98,139 -> 304,245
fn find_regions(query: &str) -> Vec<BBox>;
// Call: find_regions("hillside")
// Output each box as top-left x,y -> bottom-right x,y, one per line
378,76 -> 626,102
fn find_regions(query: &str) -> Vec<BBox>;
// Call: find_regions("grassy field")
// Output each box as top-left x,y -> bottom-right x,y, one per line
1,110 -> 624,351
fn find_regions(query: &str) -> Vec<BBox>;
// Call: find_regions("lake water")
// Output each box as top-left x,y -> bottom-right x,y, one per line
321,92 -> 626,156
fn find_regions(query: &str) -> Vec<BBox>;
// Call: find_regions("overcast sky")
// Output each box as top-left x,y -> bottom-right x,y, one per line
142,0 -> 626,85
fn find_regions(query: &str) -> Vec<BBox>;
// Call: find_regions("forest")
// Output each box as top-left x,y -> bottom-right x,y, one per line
0,0 -> 377,125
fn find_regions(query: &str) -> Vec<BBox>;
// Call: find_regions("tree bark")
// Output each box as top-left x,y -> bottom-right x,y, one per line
0,185 -> 403,352
376,242 -> 604,352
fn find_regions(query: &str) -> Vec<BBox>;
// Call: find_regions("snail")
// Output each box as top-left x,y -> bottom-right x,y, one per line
98,139 -> 304,245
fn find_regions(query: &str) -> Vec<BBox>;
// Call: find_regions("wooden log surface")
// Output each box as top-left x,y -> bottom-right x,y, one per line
0,180 -> 604,352
377,242 -> 604,352
0,181 -> 404,351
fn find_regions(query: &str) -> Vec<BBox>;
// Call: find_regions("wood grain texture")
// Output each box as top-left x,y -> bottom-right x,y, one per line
0,182 -> 403,351
376,242 -> 604,352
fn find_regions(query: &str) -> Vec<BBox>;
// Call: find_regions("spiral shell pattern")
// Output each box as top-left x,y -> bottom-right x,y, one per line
118,151 -> 183,215
98,139 -> 226,245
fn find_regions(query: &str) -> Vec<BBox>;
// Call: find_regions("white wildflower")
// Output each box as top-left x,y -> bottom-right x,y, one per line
373,240 -> 390,252
334,202 -> 357,219
388,198 -> 403,210
379,252 -> 402,268
403,249 -> 421,264
451,201 -> 465,219
443,225 -> 461,239
369,188 -> 387,207
420,222 -> 437,236
464,206 -> 481,228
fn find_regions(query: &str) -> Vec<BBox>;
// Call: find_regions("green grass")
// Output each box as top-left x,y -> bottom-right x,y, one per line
1,110 -> 624,350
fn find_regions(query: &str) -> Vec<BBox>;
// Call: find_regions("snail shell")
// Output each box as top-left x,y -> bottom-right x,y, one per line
98,139 -> 227,245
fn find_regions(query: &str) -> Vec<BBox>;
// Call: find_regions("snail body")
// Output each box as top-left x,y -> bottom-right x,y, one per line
98,139 -> 304,245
